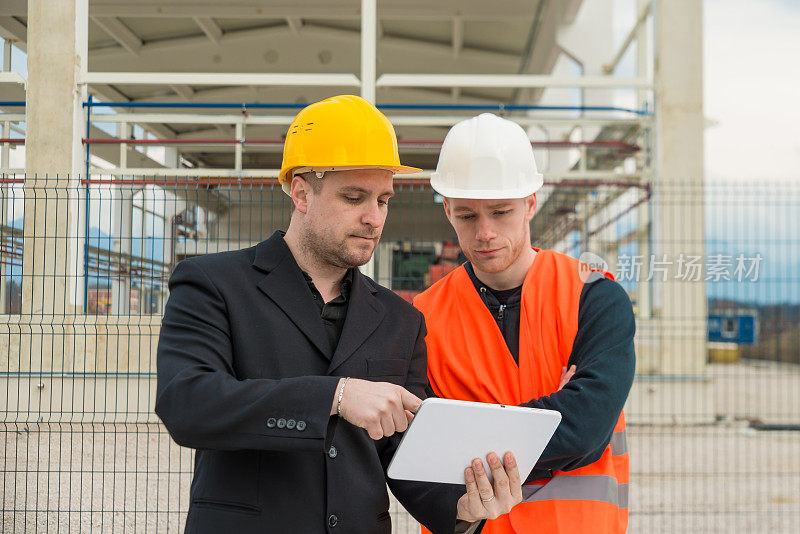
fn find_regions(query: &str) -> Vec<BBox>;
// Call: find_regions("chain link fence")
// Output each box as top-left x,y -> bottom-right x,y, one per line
2,175 -> 799,532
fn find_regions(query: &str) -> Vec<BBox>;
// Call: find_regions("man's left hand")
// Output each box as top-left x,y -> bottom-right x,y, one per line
456,451 -> 523,522
558,364 -> 577,391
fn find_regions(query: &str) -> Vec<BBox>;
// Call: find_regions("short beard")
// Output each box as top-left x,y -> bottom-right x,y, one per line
301,225 -> 374,269
465,234 -> 526,274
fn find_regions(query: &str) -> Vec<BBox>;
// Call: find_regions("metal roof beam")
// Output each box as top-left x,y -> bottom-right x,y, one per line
90,85 -> 178,140
192,16 -> 222,45
0,16 -> 27,51
305,23 -> 520,67
87,21 -> 520,68
91,113 -> 646,130
170,84 -> 196,100
377,74 -> 653,89
90,24 -> 290,60
82,2 -> 540,21
91,83 -> 129,102
83,72 -> 361,87
0,72 -> 26,87
285,17 -> 302,34
91,17 -> 143,56
452,17 -> 463,57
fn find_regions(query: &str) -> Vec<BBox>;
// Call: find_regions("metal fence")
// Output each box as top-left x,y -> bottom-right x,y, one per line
2,175 -> 799,532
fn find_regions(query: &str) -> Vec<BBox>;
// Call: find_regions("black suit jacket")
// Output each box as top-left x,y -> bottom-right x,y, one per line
155,231 -> 460,534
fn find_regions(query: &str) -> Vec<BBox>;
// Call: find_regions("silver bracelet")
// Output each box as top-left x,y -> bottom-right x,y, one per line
336,377 -> 349,417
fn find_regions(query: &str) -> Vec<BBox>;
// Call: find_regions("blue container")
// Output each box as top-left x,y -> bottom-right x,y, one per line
708,314 -> 757,344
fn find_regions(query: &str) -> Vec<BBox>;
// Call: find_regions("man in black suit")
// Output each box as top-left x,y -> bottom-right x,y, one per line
155,95 -> 523,534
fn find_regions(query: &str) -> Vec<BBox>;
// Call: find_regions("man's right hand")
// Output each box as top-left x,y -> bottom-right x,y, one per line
332,378 -> 423,440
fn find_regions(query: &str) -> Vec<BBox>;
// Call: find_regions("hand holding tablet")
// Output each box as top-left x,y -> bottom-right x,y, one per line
456,451 -> 524,521
387,398 -> 561,485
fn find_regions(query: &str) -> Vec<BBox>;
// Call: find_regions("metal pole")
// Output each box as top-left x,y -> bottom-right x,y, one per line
637,0 -> 652,319
2,40 -> 12,170
360,0 -> 377,279
80,101 -> 651,115
360,0 -> 377,103
603,1 -> 652,74
0,110 -> 8,312
2,39 -> 11,72
84,94 -> 91,313
234,122 -> 243,170
119,121 -> 128,169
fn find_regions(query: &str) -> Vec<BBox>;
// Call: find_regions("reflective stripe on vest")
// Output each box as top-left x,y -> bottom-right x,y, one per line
414,249 -> 629,534
611,429 -> 628,456
523,475 -> 629,509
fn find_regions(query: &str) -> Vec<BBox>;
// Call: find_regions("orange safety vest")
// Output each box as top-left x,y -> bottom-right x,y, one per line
414,249 -> 629,534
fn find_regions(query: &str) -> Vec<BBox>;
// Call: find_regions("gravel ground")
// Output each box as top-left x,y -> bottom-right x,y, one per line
3,361 -> 799,533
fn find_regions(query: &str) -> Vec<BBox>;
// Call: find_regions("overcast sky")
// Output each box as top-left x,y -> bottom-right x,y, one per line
704,0 -> 800,181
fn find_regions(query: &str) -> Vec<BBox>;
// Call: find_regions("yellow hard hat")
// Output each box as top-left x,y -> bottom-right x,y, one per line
278,95 -> 421,195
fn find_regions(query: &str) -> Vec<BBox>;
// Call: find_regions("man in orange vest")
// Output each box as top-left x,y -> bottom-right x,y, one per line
414,113 -> 636,534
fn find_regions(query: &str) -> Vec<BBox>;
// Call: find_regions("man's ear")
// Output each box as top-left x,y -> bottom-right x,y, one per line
442,197 -> 453,224
291,175 -> 311,214
524,193 -> 537,222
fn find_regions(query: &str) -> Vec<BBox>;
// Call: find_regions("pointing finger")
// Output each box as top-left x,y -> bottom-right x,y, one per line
400,388 -> 423,413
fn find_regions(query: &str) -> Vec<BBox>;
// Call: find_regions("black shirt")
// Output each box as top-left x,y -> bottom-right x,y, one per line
465,262 -> 523,364
302,269 -> 354,355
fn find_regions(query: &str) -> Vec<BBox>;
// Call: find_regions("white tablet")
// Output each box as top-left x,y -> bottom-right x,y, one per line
387,398 -> 561,485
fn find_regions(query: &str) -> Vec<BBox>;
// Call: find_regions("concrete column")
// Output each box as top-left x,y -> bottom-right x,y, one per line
111,189 -> 134,315
624,0 -> 712,426
653,0 -> 706,375
22,0 -> 88,315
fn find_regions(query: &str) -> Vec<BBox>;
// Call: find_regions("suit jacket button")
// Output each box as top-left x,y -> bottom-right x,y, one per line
296,420 -> 306,431
328,514 -> 339,527
276,418 -> 287,429
286,419 -> 296,430
266,417 -> 276,428
328,446 -> 338,458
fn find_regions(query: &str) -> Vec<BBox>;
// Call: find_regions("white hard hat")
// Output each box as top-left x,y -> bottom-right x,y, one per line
430,113 -> 543,199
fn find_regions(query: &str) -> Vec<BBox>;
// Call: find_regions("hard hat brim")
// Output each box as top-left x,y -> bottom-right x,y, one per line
430,173 -> 543,200
280,164 -> 423,196
386,164 -> 423,175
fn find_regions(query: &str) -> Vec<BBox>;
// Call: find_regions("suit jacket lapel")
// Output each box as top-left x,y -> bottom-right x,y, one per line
328,270 -> 385,373
253,232 -> 332,359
